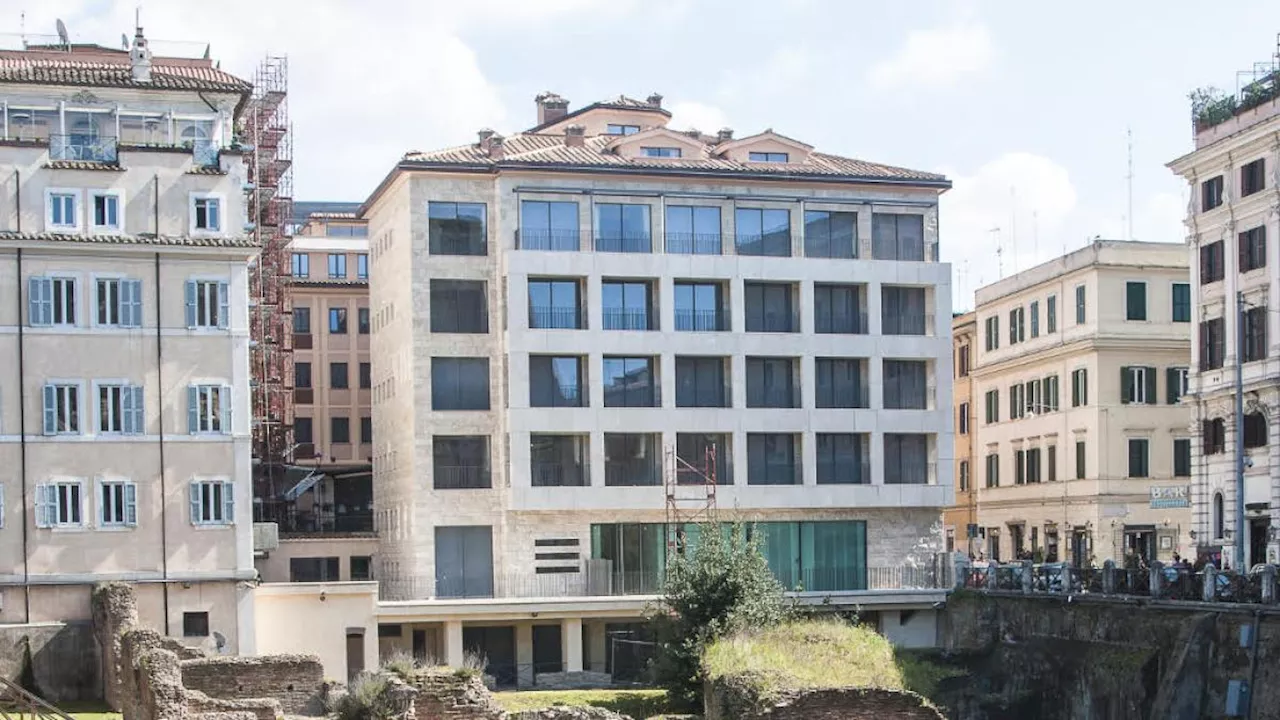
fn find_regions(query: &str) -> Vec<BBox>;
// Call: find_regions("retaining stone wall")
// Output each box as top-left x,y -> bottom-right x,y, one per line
180,655 -> 324,715
705,677 -> 943,720
406,669 -> 506,720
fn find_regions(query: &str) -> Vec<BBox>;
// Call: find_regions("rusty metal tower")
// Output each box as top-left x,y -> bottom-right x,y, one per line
664,443 -> 718,553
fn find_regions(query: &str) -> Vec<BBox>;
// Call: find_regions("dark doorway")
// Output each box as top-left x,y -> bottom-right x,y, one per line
413,629 -> 427,663
345,631 -> 365,683
1250,517 -> 1271,568
532,625 -> 563,680
463,626 -> 517,688
605,622 -> 655,682
1070,528 -> 1088,567
1124,526 -> 1155,564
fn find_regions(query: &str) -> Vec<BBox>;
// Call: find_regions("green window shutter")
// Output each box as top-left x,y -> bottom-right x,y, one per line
1120,367 -> 1132,404
1144,367 -> 1157,405
1166,367 -> 1179,404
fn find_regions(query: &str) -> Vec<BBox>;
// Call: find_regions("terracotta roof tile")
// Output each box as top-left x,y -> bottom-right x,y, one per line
44,159 -> 124,171
185,165 -> 227,175
0,231 -> 258,249
0,50 -> 251,94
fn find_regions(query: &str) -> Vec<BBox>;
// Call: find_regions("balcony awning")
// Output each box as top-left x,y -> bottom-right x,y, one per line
284,467 -> 326,501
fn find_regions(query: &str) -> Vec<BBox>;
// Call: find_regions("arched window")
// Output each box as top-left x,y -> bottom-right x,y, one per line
1213,491 -> 1225,540
1244,412 -> 1268,449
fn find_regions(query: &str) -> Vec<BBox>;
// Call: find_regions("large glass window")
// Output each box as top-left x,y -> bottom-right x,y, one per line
674,281 -> 727,331
605,433 -> 661,486
603,357 -> 657,407
747,434 -> 799,485
531,435 -> 589,487
591,523 -> 666,593
675,356 -> 728,408
735,208 -> 791,256
520,200 -> 580,251
1172,283 -> 1191,323
884,434 -> 929,484
433,436 -> 491,489
428,202 -> 487,256
676,433 -> 732,484
435,526 -> 493,598
883,360 -> 928,409
431,357 -> 490,410
816,434 -> 869,485
804,210 -> 857,258
594,203 -> 651,253
815,358 -> 867,409
665,206 -> 721,254
1126,281 -> 1147,321
430,280 -> 488,333
881,286 -> 927,335
872,213 -> 925,261
814,284 -> 866,334
528,279 -> 583,329
746,357 -> 797,408
602,280 -> 655,330
751,521 -> 867,592
328,254 -> 347,279
529,355 -> 585,408
744,282 -> 795,332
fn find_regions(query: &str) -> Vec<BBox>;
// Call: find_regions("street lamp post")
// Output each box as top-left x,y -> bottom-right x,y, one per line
1234,292 -> 1246,571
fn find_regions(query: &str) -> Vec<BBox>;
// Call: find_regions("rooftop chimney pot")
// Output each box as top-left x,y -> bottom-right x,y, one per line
536,91 -> 570,127
565,124 -> 586,147
647,93 -> 664,108
717,128 -> 734,142
487,134 -> 505,159
478,128 -> 496,147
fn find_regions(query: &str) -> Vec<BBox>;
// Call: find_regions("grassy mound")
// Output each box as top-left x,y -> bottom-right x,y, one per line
494,689 -> 681,717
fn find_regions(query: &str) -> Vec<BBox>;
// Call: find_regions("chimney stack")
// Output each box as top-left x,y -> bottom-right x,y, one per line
564,124 -> 586,148
487,134 -> 505,159
535,92 -> 569,126
647,93 -> 664,108
716,128 -> 734,143
478,128 -> 496,148
129,25 -> 152,82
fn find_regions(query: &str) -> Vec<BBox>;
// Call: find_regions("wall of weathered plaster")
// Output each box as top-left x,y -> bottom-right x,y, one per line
0,621 -> 100,702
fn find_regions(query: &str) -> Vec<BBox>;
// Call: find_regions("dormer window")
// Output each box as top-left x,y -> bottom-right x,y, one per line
607,124 -> 641,136
641,147 -> 681,158
749,152 -> 789,163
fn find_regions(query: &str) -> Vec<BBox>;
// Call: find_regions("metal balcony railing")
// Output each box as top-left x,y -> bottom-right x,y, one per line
675,309 -> 728,331
517,229 -> 582,251
604,459 -> 662,487
665,232 -> 722,255
815,310 -> 869,335
190,138 -> 219,167
531,462 -> 588,487
816,459 -> 871,485
433,465 -> 492,490
602,308 -> 652,331
529,306 -> 585,330
594,233 -> 652,253
50,134 -> 118,163
884,460 -> 936,485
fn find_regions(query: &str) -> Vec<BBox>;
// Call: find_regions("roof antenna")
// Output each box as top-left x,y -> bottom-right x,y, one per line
1126,127 -> 1134,241
990,227 -> 1003,279
121,33 -> 130,50
19,11 -> 26,49
55,18 -> 69,48
203,44 -> 211,60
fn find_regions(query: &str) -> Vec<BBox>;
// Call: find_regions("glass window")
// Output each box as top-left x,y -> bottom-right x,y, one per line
1241,158 -> 1266,196
92,193 -> 120,230
605,433 -> 662,486
1174,438 -> 1191,478
1240,226 -> 1267,272
871,214 -> 924,261
803,210 -> 856,258
1125,281 -> 1147,321
358,307 -> 370,334
1046,295 -> 1057,333
884,433 -> 929,484
881,286 -> 927,335
328,254 -> 347,279
289,557 -> 340,582
735,208 -> 791,256
744,282 -> 795,332
291,253 -> 309,277
675,356 -> 728,408
331,416 -> 351,443
428,202 -> 487,255
815,358 -> 867,409
529,356 -> 585,408
293,307 -> 311,333
520,200 -> 579,251
1172,283 -> 1191,322
641,146 -> 681,157
602,280 -> 654,330
329,307 -> 347,334
295,362 -> 312,388
665,206 -> 721,254
606,124 -> 640,135
1075,284 -> 1087,322
747,433 -> 798,485
187,280 -> 225,329
1200,241 -> 1224,284
330,362 -> 349,389
746,357 -> 796,408
430,280 -> 489,333
676,433 -> 732,485
816,434 -> 868,485
594,203 -> 651,253
193,197 -> 221,231
1127,438 -> 1149,478
748,151 -> 788,162
48,192 -> 76,228
434,526 -> 493,598
1200,317 -> 1225,370
752,520 -> 867,591
1202,175 -> 1224,211
357,254 -> 369,279
814,284 -> 865,334
360,362 -> 372,389
883,360 -> 928,409
591,523 -> 666,593
603,357 -> 657,407
433,436 -> 491,489
361,417 -> 372,444
528,279 -> 583,329
431,357 -> 490,410
532,435 -> 590,487
294,417 -> 313,443
674,281 -> 726,331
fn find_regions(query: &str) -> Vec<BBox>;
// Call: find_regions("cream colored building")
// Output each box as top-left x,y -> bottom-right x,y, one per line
357,92 -> 954,686
1167,58 -> 1280,569
0,34 -> 258,651
972,241 -> 1192,565
944,312 -> 977,556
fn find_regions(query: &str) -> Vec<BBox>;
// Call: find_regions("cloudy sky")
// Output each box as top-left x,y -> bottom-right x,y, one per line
9,1 -> 1280,307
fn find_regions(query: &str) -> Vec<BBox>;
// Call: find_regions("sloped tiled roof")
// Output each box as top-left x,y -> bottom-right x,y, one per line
0,231 -> 258,249
44,159 -> 124,171
527,95 -> 672,133
0,47 -> 251,94
403,133 -> 947,184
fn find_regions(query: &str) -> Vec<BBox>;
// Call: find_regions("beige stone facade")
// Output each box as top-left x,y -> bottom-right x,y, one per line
944,312 -> 977,555
971,241 -> 1193,565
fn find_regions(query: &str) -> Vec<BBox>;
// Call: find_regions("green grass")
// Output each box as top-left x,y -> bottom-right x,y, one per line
494,689 -> 685,718
61,701 -> 120,720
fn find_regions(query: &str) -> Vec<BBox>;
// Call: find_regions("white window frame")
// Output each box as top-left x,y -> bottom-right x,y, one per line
95,380 -> 144,435
28,274 -> 81,328
45,188 -> 82,232
189,192 -> 225,235
43,380 -> 84,435
36,478 -> 87,529
185,277 -> 230,329
97,476 -> 138,528
92,274 -> 142,328
1174,367 -> 1190,397
88,189 -> 125,233
189,477 -> 235,526
188,383 -> 231,434
1126,366 -> 1148,404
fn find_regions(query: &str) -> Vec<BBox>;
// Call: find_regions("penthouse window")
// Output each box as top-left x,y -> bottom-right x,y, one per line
428,202 -> 487,256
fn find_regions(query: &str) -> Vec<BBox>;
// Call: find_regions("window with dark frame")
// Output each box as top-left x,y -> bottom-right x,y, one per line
1201,175 -> 1224,211
744,282 -> 796,332
430,280 -> 489,333
331,416 -> 350,444
330,362 -> 349,389
814,284 -> 865,334
358,307 -> 370,334
182,612 -> 209,637
746,357 -> 797,408
1203,418 -> 1226,455
431,357 -> 490,410
602,356 -> 657,407
428,202 -> 487,255
1241,158 -> 1266,197
295,362 -> 312,389
360,362 -> 371,389
1200,317 -> 1225,370
529,356 -> 585,408
735,207 -> 791,256
1172,283 -> 1191,322
329,307 -> 347,334
1244,306 -> 1267,362
361,417 -> 372,444
1244,412 -> 1268,449
1239,226 -> 1267,273
675,356 -> 728,408
1125,282 -> 1147,321
665,206 -> 721,255
803,210 -> 857,259
1200,241 -> 1224,284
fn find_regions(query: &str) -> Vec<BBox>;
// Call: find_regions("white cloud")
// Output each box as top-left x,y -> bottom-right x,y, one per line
668,101 -> 729,134
868,21 -> 994,91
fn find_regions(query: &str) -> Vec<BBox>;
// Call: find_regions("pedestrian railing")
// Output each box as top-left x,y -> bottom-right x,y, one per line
958,559 -> 1280,605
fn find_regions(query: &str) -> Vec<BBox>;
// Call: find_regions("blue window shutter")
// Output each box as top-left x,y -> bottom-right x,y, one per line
189,482 -> 202,524
124,483 -> 138,526
187,386 -> 199,433
29,277 -> 51,326
223,481 -> 235,523
217,282 -> 230,329
35,485 -> 53,528
122,386 -> 143,434
132,386 -> 145,434
124,279 -> 143,327
42,385 -> 57,435
218,385 -> 231,433
184,281 -> 197,328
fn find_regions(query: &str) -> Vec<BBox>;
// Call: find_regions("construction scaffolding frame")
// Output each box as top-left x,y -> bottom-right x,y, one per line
243,56 -> 294,501
664,443 -> 718,554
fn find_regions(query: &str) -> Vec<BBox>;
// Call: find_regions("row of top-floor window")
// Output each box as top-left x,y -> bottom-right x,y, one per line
1200,412 -> 1269,456
1198,224 -> 1269,283
423,200 -> 933,261
33,379 -> 232,436
4,107 -> 222,164
425,354 -> 936,411
429,278 -> 930,336
968,365 -> 1190,430
294,361 -> 371,391
1198,302 -> 1269,370
24,275 -> 230,329
426,431 -> 935,489
43,188 -> 226,235
1198,157 -> 1269,213
291,252 -> 369,280
293,415 -> 372,447
965,435 -> 1193,491
291,305 -> 370,335
980,281 -> 1192,352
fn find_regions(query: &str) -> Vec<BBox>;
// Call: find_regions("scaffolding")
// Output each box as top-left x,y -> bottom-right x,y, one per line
243,56 -> 294,500
664,443 -> 718,554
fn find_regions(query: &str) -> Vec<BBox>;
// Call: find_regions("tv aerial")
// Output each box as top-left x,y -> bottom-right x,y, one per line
55,19 -> 69,46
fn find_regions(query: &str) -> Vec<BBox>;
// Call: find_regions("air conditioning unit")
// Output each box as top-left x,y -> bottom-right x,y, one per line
253,522 -> 279,553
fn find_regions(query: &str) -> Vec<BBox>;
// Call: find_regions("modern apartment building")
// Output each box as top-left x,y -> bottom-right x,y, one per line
0,32 -> 258,651
361,92 -> 954,683
1168,52 -> 1280,569
253,203 -> 375,584
945,312 -> 977,556
971,241 -> 1192,566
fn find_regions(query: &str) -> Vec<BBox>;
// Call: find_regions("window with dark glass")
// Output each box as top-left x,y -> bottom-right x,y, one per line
1202,175 -> 1224,211
676,433 -> 731,484
431,280 -> 489,333
803,210 -> 856,258
641,146 -> 681,158
293,306 -> 311,333
329,307 -> 347,334
358,307 -> 370,334
428,202 -> 487,255
1174,438 -> 1191,478
883,360 -> 928,409
360,362 -> 371,389
528,279 -> 583,329
1240,226 -> 1267,272
1203,418 -> 1226,455
748,151 -> 788,162
1241,158 -> 1266,197
1075,441 -> 1086,479
735,208 -> 791,256
674,281 -> 727,331
871,213 -> 925,261
1172,283 -> 1191,322
986,453 -> 999,487
361,417 -> 372,443
605,433 -> 661,486
1030,301 -> 1040,338
351,556 -> 372,581
1244,306 -> 1267,362
1200,317 -> 1225,370
744,282 -> 795,332
665,206 -> 721,254
985,389 -> 999,423
433,436 -> 491,489
1046,295 -> 1057,333
746,357 -> 797,408
529,355 -> 585,408
984,316 -> 999,350
816,433 -> 868,484
1127,438 -> 1149,478
357,253 -> 369,280
884,433 -> 929,484
1008,307 -> 1025,344
1075,284 -> 1087,322
1200,241 -> 1224,284
957,346 -> 970,377
602,280 -> 654,330
291,252 -> 309,277
814,283 -> 865,334
606,124 -> 640,135
294,417 -> 313,443
520,200 -> 580,251
330,362 -> 348,389
531,435 -> 589,487
431,357 -> 490,410
881,286 -> 927,335
1167,367 -> 1188,404
328,253 -> 347,279
331,416 -> 350,444
602,356 -> 657,407
1071,368 -> 1088,406
1244,413 -> 1267,448
594,203 -> 651,253
815,358 -> 866,409
747,433 -> 798,485
295,362 -> 312,389
675,356 -> 728,408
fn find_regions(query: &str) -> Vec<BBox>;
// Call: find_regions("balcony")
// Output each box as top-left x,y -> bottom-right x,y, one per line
531,463 -> 588,487
531,383 -> 584,408
594,233 -> 652,253
665,232 -> 722,255
517,229 -> 582,252
190,139 -> 219,167
817,458 -> 871,485
602,309 -> 652,331
675,309 -> 728,332
529,306 -> 585,330
50,134 -> 118,163
275,509 -> 374,536
605,458 -> 662,487
434,466 -> 492,490
885,460 -> 937,486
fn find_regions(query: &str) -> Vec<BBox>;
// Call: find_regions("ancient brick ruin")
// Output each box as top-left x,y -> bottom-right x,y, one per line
704,678 -> 945,720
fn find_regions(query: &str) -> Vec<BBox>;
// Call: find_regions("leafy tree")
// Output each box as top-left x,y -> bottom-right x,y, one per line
649,522 -> 789,707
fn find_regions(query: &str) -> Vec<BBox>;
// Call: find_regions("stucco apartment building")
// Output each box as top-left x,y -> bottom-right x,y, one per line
1167,58 -> 1280,569
971,241 -> 1192,566
0,32 -> 258,651
254,204 -> 376,584
358,92 -> 954,685
945,312 -> 977,556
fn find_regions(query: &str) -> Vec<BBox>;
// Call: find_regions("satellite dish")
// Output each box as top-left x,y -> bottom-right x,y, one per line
213,631 -> 227,654
122,33 -> 130,50
55,19 -> 69,45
